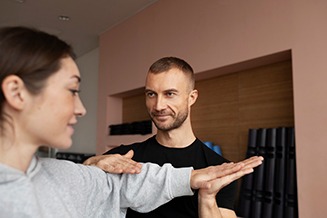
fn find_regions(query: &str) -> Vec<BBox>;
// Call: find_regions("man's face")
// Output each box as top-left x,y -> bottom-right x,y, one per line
145,68 -> 194,131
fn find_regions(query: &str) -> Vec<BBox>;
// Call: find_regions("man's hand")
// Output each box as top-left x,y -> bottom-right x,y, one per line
83,150 -> 142,174
190,156 -> 263,190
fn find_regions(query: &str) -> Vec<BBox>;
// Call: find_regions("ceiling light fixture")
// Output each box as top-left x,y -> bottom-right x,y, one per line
14,0 -> 25,3
58,15 -> 70,21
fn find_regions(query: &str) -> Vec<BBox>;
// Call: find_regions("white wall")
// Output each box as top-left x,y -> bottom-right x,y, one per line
63,48 -> 99,154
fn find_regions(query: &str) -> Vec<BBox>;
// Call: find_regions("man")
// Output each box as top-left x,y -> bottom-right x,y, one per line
85,57 -> 242,217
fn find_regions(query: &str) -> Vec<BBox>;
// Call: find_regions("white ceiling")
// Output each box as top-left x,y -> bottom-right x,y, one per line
0,0 -> 158,57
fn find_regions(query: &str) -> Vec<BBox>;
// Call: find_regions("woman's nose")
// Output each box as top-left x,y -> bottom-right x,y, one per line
75,96 -> 87,117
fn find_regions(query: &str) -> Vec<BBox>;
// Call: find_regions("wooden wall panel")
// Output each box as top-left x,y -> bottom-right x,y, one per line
122,94 -> 149,123
192,73 -> 240,161
192,60 -> 294,162
122,60 -> 294,162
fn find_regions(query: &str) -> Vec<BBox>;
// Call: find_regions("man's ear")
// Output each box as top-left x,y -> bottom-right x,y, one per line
189,89 -> 198,106
1,75 -> 26,110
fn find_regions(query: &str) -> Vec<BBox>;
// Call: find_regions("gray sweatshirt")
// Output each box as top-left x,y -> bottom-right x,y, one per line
0,156 -> 193,218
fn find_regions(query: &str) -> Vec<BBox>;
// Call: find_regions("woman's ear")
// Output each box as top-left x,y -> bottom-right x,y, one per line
1,75 -> 26,110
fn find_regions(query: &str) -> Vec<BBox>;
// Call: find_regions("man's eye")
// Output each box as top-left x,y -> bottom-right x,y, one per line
146,92 -> 155,97
166,92 -> 175,97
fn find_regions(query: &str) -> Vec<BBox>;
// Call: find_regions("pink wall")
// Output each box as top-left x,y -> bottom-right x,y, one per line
291,1 -> 327,217
97,0 -> 327,217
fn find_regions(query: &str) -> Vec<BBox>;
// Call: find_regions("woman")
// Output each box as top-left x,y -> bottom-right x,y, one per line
0,26 -> 263,218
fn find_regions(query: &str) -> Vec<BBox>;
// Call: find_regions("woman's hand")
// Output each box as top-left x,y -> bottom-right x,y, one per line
190,156 -> 263,190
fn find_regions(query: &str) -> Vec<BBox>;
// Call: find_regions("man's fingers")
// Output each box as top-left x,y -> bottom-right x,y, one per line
108,154 -> 142,174
83,153 -> 142,174
83,155 -> 99,165
124,150 -> 134,159
121,150 -> 143,173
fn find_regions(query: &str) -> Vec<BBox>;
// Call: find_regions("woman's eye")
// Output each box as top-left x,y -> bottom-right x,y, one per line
70,89 -> 80,96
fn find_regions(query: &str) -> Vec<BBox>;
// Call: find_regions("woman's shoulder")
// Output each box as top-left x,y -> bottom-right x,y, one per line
39,157 -> 106,179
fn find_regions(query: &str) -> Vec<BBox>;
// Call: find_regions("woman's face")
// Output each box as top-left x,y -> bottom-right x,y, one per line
22,57 -> 86,149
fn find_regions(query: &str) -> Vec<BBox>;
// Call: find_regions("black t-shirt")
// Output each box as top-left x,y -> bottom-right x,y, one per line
105,136 -> 237,218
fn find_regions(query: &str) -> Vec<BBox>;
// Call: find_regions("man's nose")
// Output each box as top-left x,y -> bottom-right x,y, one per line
154,95 -> 166,111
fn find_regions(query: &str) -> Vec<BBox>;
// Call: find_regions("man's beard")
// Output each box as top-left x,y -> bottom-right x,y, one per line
150,109 -> 188,131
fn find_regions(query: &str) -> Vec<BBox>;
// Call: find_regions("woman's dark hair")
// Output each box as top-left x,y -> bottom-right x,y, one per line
0,26 -> 75,133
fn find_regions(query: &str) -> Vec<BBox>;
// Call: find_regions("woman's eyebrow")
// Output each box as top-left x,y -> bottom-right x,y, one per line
71,75 -> 81,83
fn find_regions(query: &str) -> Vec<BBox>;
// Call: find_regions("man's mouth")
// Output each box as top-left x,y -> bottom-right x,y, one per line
152,113 -> 170,120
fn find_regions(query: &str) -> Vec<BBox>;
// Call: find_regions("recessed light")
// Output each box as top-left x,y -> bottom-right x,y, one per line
14,0 -> 25,3
58,15 -> 70,21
